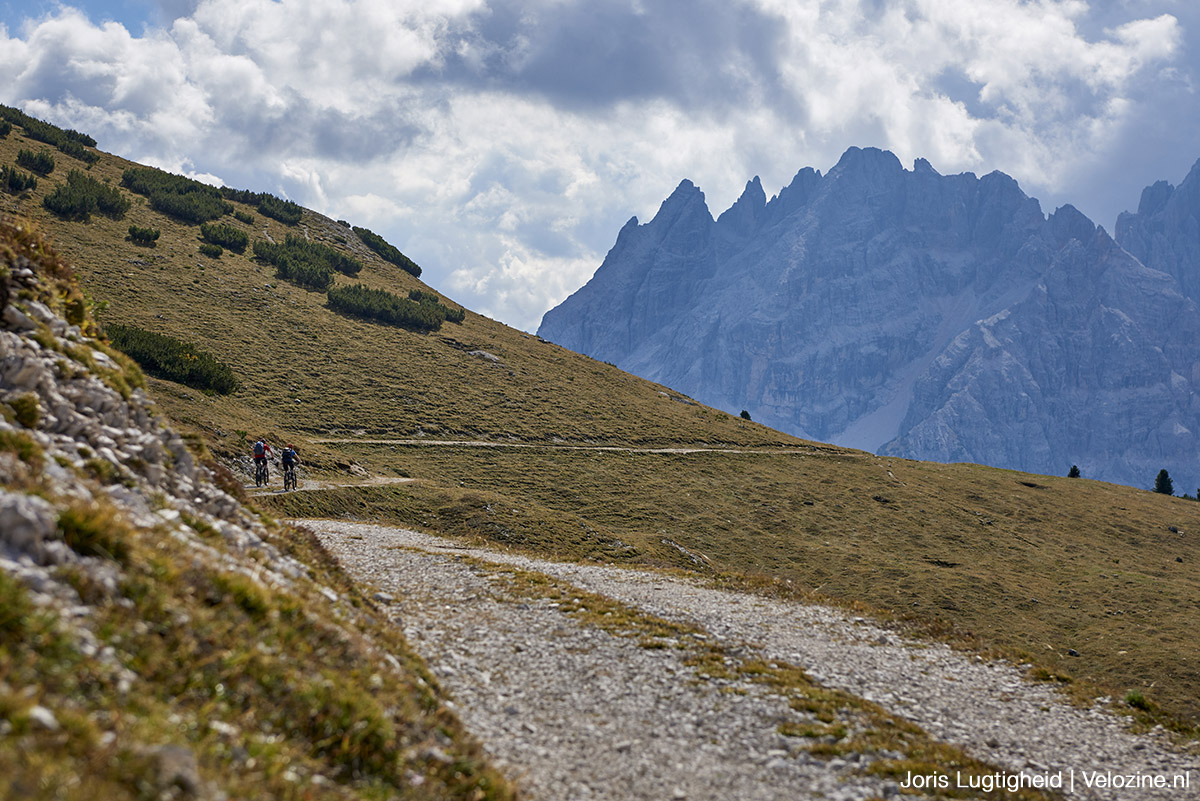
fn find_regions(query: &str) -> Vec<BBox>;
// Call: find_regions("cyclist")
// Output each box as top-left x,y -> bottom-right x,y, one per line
280,444 -> 299,490
252,438 -> 274,485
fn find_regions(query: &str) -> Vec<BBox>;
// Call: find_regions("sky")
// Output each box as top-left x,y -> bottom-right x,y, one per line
2,0 -> 1198,332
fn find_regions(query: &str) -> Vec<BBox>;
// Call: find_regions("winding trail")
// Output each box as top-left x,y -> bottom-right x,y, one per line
310,437 -> 835,456
245,475 -> 414,497
308,520 -> 1198,801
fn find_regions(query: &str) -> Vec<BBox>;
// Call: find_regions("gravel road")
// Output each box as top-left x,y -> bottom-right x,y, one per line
308,520 -> 1198,801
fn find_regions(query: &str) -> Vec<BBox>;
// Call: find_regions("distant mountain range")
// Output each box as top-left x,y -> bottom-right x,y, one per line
539,147 -> 1200,493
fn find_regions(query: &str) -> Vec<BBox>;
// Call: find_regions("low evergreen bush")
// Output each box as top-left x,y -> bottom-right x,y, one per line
43,170 -> 130,221
327,284 -> 445,332
128,225 -> 160,244
16,148 -> 55,175
258,194 -> 303,225
218,189 -> 301,224
150,192 -> 232,224
233,210 -> 255,224
408,290 -> 465,323
0,104 -> 97,162
200,222 -> 249,253
0,120 -> 11,138
56,139 -> 97,164
199,243 -> 223,258
106,323 -> 240,394
253,234 -> 361,291
0,165 -> 37,193
122,166 -> 232,224
352,225 -> 422,277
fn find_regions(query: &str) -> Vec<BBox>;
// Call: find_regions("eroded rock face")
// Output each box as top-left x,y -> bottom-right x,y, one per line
540,147 -> 1200,491
1116,159 -> 1200,305
0,247 -> 308,608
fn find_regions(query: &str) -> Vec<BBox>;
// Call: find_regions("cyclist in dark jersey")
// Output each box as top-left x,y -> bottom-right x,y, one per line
280,444 -> 299,490
252,439 -> 274,483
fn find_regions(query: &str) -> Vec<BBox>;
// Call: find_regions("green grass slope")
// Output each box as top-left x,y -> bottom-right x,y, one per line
0,124 -> 792,455
0,218 -> 513,800
4,111 -> 1200,736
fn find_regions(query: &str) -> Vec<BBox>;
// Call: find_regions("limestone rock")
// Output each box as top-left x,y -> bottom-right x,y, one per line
540,147 -> 1200,491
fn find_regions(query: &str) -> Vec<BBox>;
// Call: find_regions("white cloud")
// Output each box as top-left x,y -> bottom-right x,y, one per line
0,0 -> 1191,330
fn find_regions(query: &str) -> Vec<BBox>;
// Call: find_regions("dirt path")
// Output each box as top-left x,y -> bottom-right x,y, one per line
308,520 -> 1198,801
311,437 -> 834,455
245,474 -> 414,497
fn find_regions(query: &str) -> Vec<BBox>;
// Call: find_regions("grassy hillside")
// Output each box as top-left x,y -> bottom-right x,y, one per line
4,110 -> 1200,736
0,123 -> 792,456
0,217 -> 513,800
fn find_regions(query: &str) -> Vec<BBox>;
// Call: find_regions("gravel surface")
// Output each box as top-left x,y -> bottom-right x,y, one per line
310,520 -> 1198,801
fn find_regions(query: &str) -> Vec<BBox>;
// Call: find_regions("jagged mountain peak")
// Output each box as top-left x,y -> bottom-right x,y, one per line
912,157 -> 939,175
716,176 -> 767,237
1115,158 -> 1200,304
1046,203 -> 1096,248
829,145 -> 905,176
1136,179 -> 1175,217
540,149 -> 1200,492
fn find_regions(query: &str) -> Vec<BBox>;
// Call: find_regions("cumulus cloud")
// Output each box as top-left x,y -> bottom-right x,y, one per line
0,0 -> 1193,329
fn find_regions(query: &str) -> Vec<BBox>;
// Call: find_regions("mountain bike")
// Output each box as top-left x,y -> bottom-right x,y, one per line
283,463 -> 297,491
254,458 -> 268,488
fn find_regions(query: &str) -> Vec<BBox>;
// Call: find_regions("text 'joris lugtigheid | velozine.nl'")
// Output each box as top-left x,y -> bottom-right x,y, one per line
899,769 -> 1191,794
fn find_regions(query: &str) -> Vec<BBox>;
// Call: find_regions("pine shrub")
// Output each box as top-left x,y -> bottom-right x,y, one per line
43,170 -> 130,221
150,192 -> 232,224
352,225 -> 422,277
233,210 -> 255,224
200,222 -> 249,253
106,323 -> 240,394
56,138 -> 98,164
0,104 -> 97,162
0,120 -> 11,138
199,243 -> 223,258
16,148 -> 55,175
0,165 -> 37,193
122,166 -> 233,224
327,284 -> 445,332
408,290 -> 465,323
253,234 -> 360,291
128,225 -> 160,245
258,194 -> 303,225
217,189 -> 301,224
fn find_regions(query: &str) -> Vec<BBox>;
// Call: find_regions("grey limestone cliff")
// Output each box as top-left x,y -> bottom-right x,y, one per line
539,148 -> 1200,492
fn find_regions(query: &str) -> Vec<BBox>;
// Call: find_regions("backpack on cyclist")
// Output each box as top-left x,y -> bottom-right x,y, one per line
281,447 -> 296,465
253,440 -> 265,457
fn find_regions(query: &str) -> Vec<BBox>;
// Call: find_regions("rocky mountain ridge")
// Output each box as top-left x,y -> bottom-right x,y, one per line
539,148 -> 1200,492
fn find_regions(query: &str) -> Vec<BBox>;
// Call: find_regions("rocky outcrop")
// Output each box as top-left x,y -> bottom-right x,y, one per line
0,219 -> 513,800
1115,159 -> 1200,304
1,244 -> 292,587
540,148 -> 1200,492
